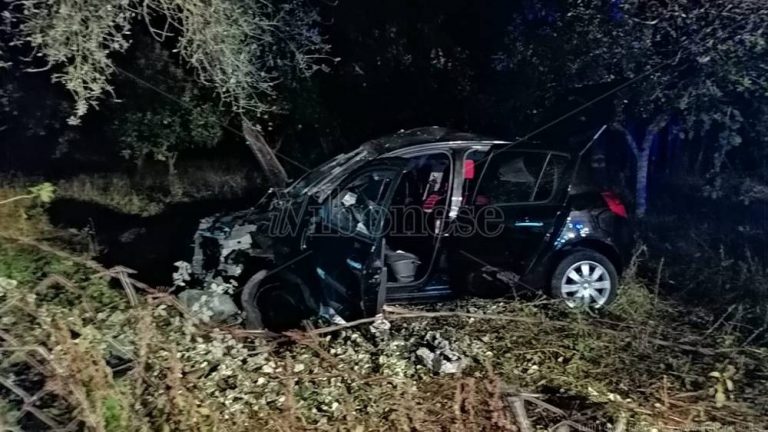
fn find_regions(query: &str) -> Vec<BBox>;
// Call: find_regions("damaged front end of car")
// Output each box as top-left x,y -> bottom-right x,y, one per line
191,207 -> 275,285
179,147 -> 378,325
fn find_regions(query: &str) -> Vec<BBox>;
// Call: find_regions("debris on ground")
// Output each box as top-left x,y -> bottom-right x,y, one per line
415,331 -> 467,374
177,288 -> 240,323
0,277 -> 17,290
2,240 -> 768,431
369,315 -> 391,342
319,304 -> 347,325
172,260 -> 192,287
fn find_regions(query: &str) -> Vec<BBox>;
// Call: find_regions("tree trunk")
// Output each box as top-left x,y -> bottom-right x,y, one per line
131,152 -> 148,187
635,143 -> 651,218
167,152 -> 180,197
635,115 -> 669,218
614,114 -> 669,219
135,154 -> 146,174
242,119 -> 289,188
167,153 -> 178,179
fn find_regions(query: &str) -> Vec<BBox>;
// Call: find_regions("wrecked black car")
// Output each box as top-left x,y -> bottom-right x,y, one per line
188,126 -> 634,329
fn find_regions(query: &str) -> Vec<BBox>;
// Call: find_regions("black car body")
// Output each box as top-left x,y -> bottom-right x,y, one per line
190,126 -> 634,328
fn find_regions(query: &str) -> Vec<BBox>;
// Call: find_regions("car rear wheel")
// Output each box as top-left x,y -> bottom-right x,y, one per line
550,249 -> 617,308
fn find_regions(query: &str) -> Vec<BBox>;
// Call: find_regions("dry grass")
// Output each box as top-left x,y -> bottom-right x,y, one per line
56,175 -> 164,216
56,159 -> 260,216
2,195 -> 767,431
0,182 -> 53,238
2,237 -> 768,431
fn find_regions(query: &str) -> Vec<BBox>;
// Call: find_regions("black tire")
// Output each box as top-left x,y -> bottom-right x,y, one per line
241,270 -> 269,329
241,270 -> 317,330
550,248 -> 618,308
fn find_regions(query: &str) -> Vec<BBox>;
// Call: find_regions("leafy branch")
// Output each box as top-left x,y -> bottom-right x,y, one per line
5,0 -> 331,124
0,183 -> 56,206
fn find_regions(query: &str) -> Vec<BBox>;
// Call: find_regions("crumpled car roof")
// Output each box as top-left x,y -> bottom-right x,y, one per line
360,125 -> 606,156
360,126 -> 503,154
289,125 -> 606,199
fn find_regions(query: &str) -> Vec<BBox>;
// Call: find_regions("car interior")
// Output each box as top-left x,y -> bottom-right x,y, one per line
385,152 -> 452,285
321,170 -> 397,237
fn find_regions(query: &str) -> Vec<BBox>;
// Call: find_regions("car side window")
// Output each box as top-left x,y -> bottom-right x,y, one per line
475,151 -> 567,205
532,154 -> 568,202
390,153 -> 451,208
321,169 -> 397,237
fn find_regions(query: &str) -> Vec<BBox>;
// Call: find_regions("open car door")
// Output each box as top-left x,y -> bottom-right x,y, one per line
307,157 -> 409,320
451,127 -> 606,289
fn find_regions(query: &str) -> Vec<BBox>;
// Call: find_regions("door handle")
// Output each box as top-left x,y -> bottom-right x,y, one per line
346,258 -> 364,271
514,221 -> 544,228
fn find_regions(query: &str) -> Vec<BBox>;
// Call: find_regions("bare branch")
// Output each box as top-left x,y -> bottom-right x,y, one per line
612,123 -> 639,159
0,193 -> 36,205
242,119 -> 289,187
508,396 -> 532,432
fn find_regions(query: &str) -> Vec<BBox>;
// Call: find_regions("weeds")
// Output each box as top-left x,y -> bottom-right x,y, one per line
47,323 -> 131,432
2,224 -> 768,430
57,175 -> 164,216
0,397 -> 23,432
55,160 -> 260,216
0,182 -> 53,238
610,244 -> 666,322
642,212 -> 768,346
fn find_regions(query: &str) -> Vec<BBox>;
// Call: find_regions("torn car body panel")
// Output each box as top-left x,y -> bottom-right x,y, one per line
191,208 -> 275,283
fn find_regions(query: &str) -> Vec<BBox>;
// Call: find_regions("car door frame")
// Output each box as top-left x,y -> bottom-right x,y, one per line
447,127 -> 608,290
457,148 -> 575,274
382,148 -> 456,295
307,157 -> 409,318
383,143 -> 500,301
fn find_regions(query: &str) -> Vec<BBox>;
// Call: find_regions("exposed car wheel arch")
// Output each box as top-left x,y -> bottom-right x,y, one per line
550,239 -> 623,276
241,270 -> 319,330
241,270 -> 269,329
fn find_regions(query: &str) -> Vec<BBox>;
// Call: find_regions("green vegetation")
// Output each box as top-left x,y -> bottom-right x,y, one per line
1,194 -> 767,430
1,235 -> 767,430
495,0 -> 768,216
107,36 -> 225,188
54,160 -> 260,216
0,182 -> 55,238
5,0 -> 330,123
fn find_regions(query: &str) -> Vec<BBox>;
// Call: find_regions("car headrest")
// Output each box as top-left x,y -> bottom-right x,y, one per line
464,159 -> 475,180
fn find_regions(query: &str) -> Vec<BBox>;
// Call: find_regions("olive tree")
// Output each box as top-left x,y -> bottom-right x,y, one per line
108,37 -> 223,189
0,40 -> 12,134
4,0 -> 330,186
496,0 -> 768,217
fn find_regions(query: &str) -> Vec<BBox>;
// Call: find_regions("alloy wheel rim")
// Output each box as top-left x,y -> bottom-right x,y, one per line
560,260 -> 611,307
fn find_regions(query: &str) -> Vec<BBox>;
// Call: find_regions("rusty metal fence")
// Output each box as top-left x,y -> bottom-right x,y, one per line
0,234 -> 156,430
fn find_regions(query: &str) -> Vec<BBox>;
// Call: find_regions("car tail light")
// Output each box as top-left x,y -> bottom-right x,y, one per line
601,191 -> 628,218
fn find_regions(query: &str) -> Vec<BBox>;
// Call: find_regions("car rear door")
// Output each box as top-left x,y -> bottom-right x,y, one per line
455,148 -> 574,277
307,158 -> 408,320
